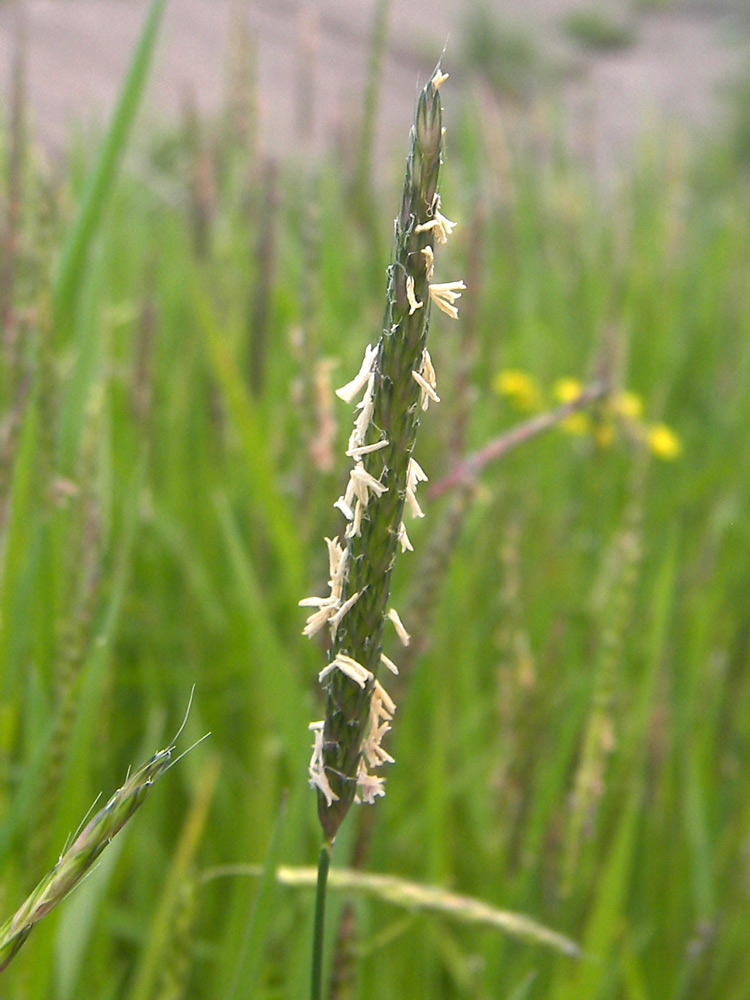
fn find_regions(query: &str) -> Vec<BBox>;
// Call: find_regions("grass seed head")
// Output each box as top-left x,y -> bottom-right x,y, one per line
303,65 -> 464,840
0,697 -> 204,974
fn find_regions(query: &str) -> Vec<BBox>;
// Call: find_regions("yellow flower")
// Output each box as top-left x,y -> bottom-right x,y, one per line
647,424 -> 683,460
553,377 -> 584,405
613,391 -> 643,420
493,369 -> 542,411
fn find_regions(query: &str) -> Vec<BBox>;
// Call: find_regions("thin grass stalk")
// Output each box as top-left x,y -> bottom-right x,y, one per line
327,900 -> 357,1000
352,0 -> 391,221
29,560 -> 101,870
295,2 -> 319,144
0,5 -> 25,345
291,178 -> 339,502
183,92 -> 216,260
246,158 -> 278,397
448,199 -> 487,460
154,870 -> 198,1000
131,282 -> 157,431
428,380 -> 610,499
222,1 -> 257,174
35,301 -> 58,500
491,512 -> 539,868
221,792 -> 289,1000
29,381 -> 105,866
52,0 -> 166,341
560,456 -> 647,895
311,839 -> 333,1000
0,12 -> 28,538
127,754 -> 218,1000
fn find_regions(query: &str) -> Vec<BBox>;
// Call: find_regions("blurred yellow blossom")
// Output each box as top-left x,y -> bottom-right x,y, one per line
553,378 -> 584,404
647,424 -> 683,460
493,369 -> 542,411
492,367 -> 682,461
613,391 -> 643,420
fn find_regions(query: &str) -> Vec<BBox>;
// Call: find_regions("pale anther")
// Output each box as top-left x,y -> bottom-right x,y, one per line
387,607 -> 411,647
380,652 -> 400,675
406,274 -> 423,315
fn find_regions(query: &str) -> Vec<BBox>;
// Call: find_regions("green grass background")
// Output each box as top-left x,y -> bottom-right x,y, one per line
1,3 -> 750,997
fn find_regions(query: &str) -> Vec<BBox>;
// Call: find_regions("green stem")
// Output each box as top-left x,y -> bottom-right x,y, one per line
311,838 -> 333,1000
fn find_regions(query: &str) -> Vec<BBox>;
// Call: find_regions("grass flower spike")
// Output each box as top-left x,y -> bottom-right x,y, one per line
0,698 -> 205,973
302,65 -> 463,842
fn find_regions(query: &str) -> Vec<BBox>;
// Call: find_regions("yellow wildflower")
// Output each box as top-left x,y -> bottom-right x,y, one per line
553,377 -> 584,404
647,424 -> 683,460
493,369 -> 542,412
613,391 -> 643,420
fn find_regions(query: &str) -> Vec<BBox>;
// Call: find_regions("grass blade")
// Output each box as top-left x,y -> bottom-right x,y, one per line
52,0 -> 167,338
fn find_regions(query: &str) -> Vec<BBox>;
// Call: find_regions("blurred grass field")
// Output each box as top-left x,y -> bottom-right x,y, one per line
2,3 -> 750,997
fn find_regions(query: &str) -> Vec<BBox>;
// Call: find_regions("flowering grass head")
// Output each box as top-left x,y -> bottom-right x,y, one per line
0,696 -> 206,973
301,66 -> 464,841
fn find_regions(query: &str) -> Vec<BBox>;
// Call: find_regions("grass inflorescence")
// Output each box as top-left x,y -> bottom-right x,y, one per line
0,707 -> 202,974
303,66 -> 463,841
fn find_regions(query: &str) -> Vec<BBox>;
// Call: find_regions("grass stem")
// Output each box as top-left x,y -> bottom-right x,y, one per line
311,838 -> 333,1000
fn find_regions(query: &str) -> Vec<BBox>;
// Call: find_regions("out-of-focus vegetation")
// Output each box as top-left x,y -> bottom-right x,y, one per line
1,1 -> 750,997
562,7 -> 638,51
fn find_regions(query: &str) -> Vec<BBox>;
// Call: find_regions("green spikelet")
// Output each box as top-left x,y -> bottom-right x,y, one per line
0,705 -> 203,974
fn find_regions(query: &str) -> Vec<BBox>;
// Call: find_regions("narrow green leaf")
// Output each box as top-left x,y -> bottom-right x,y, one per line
195,291 -> 304,595
225,794 -> 289,999
126,756 -> 219,1000
213,492 -> 309,753
214,865 -> 582,958
53,0 -> 167,338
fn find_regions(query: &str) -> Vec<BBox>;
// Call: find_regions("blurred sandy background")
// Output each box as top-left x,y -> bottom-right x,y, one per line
0,0 -> 748,175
